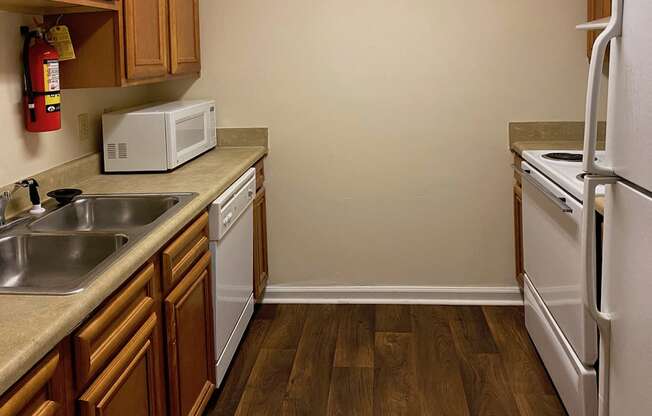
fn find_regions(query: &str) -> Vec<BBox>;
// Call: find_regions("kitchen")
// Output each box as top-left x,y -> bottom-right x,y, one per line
0,0 -> 649,415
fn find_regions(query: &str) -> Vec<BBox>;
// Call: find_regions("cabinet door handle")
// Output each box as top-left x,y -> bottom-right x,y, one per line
583,0 -> 623,175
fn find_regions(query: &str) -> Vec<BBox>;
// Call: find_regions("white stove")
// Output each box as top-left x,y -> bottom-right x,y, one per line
519,149 -> 605,415
521,149 -> 606,202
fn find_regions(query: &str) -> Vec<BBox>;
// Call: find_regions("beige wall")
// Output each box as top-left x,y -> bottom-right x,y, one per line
158,1 -> 592,287
0,11 -> 150,186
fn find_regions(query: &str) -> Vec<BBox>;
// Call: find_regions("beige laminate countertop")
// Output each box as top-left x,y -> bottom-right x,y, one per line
0,146 -> 266,395
510,140 -> 584,156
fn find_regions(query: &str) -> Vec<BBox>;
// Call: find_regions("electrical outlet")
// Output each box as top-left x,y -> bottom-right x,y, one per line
78,113 -> 90,141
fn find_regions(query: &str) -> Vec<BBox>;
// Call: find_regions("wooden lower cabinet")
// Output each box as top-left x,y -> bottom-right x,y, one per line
78,314 -> 164,416
0,209 -> 220,416
513,183 -> 524,289
513,153 -> 525,290
253,186 -> 269,301
73,263 -> 158,390
0,343 -> 71,416
162,213 -> 209,295
164,252 -> 215,416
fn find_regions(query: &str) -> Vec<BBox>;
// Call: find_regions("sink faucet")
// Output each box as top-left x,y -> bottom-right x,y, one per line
0,185 -> 20,227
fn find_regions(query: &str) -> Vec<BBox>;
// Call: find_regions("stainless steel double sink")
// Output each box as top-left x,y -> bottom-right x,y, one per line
0,193 -> 196,295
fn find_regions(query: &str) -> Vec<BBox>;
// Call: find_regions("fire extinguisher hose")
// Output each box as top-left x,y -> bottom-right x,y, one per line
22,27 -> 37,123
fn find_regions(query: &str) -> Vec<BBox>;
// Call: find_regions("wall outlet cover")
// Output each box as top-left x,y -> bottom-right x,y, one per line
78,113 -> 90,141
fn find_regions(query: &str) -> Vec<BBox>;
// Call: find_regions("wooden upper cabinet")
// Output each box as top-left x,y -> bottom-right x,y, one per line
587,0 -> 612,59
124,0 -> 170,80
45,0 -> 201,88
169,0 -> 201,74
0,0 -> 118,14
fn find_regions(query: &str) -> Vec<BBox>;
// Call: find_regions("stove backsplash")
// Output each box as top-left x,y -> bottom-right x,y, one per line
509,121 -> 607,146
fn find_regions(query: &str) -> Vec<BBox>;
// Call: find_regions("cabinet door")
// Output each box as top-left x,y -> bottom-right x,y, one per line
0,346 -> 70,416
513,183 -> 524,289
587,0 -> 612,59
253,186 -> 269,301
164,252 -> 215,416
169,0 -> 201,74
124,0 -> 170,80
78,314 -> 164,416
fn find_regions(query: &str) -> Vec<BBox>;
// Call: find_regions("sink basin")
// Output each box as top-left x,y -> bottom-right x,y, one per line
0,192 -> 196,295
31,194 -> 182,232
0,234 -> 128,294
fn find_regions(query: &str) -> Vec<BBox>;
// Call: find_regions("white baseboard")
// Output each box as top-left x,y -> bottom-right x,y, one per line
261,285 -> 523,305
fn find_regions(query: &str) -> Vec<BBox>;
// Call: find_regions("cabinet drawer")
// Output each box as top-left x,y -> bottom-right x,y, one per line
0,350 -> 66,416
254,159 -> 265,191
78,313 -> 162,416
74,262 -> 156,388
162,212 -> 209,293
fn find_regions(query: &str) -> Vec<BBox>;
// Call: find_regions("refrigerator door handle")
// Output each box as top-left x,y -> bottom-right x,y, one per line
583,0 -> 623,175
581,175 -> 618,416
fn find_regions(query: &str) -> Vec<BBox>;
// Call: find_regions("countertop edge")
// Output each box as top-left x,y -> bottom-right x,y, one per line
510,140 -> 584,156
0,147 -> 267,396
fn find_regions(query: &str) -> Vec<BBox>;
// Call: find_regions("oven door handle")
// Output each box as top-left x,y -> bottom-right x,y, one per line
581,174 -> 618,416
513,165 -> 573,213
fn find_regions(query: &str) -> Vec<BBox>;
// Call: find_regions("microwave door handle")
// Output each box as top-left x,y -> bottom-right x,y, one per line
581,175 -> 618,416
582,0 -> 623,175
513,165 -> 573,213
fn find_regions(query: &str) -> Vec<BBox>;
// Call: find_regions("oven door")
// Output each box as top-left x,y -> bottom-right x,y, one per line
166,104 -> 217,169
521,161 -> 598,366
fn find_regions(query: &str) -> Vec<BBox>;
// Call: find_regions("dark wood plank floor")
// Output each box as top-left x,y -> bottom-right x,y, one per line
205,304 -> 567,416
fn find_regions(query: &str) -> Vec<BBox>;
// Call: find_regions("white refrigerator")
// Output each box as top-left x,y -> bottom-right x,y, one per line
581,1 -> 652,415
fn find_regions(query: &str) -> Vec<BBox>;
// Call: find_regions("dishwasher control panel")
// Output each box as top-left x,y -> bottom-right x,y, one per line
209,168 -> 256,240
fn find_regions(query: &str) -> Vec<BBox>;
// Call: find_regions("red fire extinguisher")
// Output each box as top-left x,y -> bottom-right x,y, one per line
21,26 -> 61,133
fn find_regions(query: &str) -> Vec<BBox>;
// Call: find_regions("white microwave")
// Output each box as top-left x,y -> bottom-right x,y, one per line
102,100 -> 217,172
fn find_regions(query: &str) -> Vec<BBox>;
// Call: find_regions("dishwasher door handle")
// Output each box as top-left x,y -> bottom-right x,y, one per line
513,164 -> 573,214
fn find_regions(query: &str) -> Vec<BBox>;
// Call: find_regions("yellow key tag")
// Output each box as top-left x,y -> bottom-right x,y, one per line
47,25 -> 76,61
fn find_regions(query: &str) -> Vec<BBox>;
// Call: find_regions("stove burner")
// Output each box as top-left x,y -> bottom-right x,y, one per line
542,152 -> 583,162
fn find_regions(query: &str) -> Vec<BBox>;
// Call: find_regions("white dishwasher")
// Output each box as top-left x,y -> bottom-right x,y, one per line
209,168 -> 256,387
